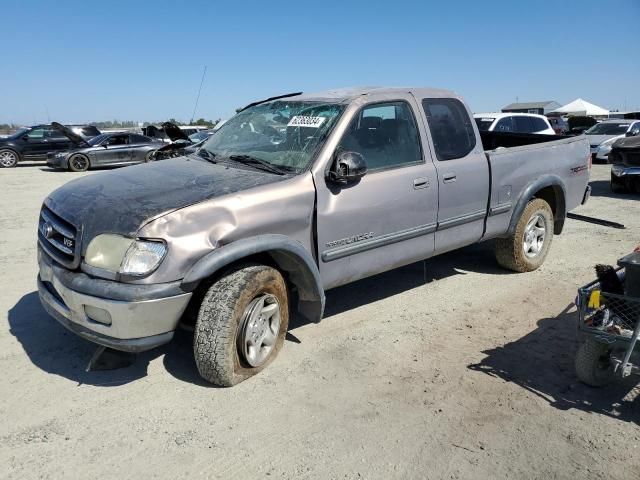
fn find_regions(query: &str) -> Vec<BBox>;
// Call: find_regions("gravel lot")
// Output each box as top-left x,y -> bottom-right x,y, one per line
1,163 -> 639,479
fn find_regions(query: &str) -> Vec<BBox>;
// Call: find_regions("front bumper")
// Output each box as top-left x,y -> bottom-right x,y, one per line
46,154 -> 67,169
38,248 -> 192,352
611,165 -> 640,178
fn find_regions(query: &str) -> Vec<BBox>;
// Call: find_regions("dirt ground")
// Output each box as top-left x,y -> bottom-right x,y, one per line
1,163 -> 638,480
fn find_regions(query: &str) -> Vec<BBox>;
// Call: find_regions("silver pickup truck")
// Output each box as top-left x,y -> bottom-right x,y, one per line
37,87 -> 591,386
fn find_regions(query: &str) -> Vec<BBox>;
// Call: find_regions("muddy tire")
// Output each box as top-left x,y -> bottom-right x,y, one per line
575,339 -> 613,387
193,264 -> 289,387
0,149 -> 19,168
495,198 -> 553,273
68,153 -> 90,172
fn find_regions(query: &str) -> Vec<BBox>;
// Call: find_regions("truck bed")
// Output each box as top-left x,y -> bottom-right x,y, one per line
480,131 -> 590,240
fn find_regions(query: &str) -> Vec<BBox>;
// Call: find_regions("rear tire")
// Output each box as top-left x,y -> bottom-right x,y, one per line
575,339 -> 613,387
68,153 -> 90,172
193,264 -> 289,387
0,149 -> 19,168
495,198 -> 553,272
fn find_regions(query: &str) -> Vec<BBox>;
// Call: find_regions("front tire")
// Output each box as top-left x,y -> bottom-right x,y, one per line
495,198 -> 553,272
575,339 -> 613,387
68,153 -> 90,172
193,264 -> 289,386
0,149 -> 19,168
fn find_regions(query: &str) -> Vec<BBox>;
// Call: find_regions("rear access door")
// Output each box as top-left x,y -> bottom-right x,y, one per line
314,94 -> 439,290
417,96 -> 490,254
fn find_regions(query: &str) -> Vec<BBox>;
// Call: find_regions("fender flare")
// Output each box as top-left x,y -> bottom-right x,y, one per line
507,175 -> 567,236
181,234 -> 325,323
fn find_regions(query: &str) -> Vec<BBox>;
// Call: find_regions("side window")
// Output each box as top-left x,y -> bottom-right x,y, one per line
26,128 -> 46,139
513,116 -> 534,133
530,117 -> 549,132
129,134 -> 149,144
422,98 -> 476,160
46,128 -> 66,139
338,101 -> 422,171
106,135 -> 129,146
495,117 -> 514,132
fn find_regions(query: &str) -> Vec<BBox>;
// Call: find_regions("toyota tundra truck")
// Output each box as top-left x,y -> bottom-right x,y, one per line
37,87 -> 591,386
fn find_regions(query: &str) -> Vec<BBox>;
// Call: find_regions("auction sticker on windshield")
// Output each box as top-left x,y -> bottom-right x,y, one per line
287,116 -> 326,128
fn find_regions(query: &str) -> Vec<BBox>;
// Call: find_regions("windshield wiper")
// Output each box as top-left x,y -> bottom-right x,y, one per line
196,148 -> 217,163
226,154 -> 287,175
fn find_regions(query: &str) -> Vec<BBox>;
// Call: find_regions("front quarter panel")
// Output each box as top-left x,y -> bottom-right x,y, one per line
135,172 -> 317,284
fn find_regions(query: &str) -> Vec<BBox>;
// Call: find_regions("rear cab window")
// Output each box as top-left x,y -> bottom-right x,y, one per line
422,98 -> 476,160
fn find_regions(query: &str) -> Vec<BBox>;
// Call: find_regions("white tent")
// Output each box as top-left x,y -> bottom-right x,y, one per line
550,98 -> 609,117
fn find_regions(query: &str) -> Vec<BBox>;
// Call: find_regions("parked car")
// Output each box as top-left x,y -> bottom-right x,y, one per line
585,119 -> 640,162
46,123 -> 162,172
546,116 -> 569,135
473,113 -> 555,134
150,122 -> 208,160
36,87 -> 590,386
141,124 -> 209,143
0,124 -> 100,168
609,134 -> 640,193
566,116 -> 598,135
188,129 -> 215,143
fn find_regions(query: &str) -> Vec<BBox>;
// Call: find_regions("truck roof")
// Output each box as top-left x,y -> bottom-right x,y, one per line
291,86 -> 456,103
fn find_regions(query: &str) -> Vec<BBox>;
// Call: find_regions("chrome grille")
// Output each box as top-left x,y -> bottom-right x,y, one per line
38,205 -> 80,268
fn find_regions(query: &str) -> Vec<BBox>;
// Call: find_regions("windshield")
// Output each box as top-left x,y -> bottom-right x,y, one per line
200,100 -> 345,172
88,134 -> 110,146
585,122 -> 630,135
474,118 -> 495,131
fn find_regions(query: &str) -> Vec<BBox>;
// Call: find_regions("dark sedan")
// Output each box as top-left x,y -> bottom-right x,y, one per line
47,126 -> 162,172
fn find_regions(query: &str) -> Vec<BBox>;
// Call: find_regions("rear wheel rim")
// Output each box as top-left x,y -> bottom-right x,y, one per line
523,213 -> 546,258
71,155 -> 88,171
238,293 -> 281,368
0,151 -> 17,167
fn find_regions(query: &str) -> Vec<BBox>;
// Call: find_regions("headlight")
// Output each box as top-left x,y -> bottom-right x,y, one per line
55,152 -> 68,158
84,234 -> 166,277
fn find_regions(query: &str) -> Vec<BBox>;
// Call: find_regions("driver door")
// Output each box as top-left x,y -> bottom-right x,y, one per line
314,97 -> 438,290
93,134 -> 131,165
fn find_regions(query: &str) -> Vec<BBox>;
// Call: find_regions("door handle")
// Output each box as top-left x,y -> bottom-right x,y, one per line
413,177 -> 429,189
443,173 -> 457,184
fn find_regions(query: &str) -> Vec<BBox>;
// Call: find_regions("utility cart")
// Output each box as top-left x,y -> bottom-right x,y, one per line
575,252 -> 640,386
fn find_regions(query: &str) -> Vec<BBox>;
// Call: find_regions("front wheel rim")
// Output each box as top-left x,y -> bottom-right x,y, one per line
523,213 -> 546,258
71,156 -> 88,170
238,293 -> 281,368
0,151 -> 17,167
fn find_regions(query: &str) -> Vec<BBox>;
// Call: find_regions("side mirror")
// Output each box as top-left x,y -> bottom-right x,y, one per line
102,143 -> 108,148
626,129 -> 640,137
328,151 -> 367,184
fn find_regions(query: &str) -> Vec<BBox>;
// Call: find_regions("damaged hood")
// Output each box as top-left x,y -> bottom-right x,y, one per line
51,122 -> 91,147
611,135 -> 640,150
45,157 -> 287,248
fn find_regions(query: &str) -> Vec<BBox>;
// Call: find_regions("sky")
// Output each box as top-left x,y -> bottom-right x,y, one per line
1,0 -> 639,125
